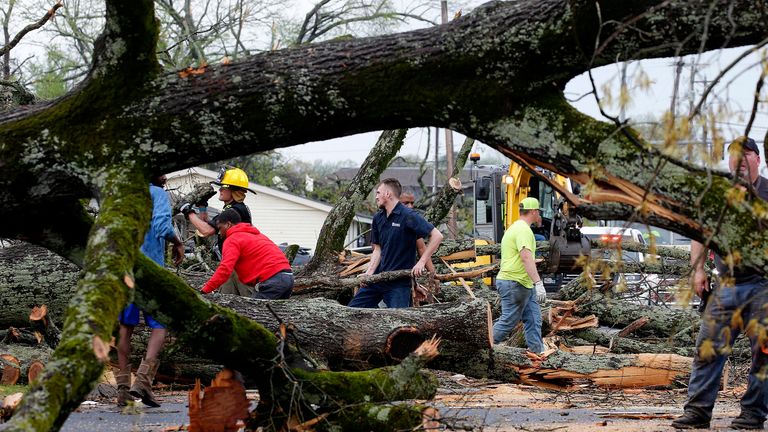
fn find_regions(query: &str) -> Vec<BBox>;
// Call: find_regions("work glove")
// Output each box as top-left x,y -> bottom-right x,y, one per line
534,280 -> 546,304
179,202 -> 196,219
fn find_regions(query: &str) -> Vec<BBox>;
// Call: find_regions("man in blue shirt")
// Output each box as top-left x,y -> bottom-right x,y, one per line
349,178 -> 443,308
116,174 -> 184,407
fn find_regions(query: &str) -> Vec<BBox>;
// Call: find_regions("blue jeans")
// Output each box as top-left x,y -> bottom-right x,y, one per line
348,281 -> 411,308
684,280 -> 768,421
253,271 -> 293,299
492,279 -> 543,352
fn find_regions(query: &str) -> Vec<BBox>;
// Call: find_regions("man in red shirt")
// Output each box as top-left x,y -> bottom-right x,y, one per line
200,209 -> 293,299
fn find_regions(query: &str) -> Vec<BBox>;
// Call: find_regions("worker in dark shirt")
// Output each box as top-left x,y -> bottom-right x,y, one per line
349,178 -> 443,308
673,137 -> 768,430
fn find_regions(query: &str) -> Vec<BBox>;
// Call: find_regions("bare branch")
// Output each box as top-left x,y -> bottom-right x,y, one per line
0,1 -> 62,58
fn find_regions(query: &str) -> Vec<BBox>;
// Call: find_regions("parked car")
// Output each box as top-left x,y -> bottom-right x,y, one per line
278,243 -> 312,267
579,226 -> 661,305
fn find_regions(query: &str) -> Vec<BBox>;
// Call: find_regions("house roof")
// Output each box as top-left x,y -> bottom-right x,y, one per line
167,167 -> 373,224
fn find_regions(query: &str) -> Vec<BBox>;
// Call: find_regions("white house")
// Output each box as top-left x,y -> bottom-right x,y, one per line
166,167 -> 372,253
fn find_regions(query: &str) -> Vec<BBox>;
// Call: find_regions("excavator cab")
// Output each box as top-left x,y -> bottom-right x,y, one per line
472,160 -> 590,289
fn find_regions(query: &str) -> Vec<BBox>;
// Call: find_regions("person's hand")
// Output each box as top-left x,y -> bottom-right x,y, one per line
358,273 -> 370,288
172,242 -> 184,266
412,260 -> 427,277
179,203 -> 196,219
691,268 -> 709,298
534,280 -> 546,304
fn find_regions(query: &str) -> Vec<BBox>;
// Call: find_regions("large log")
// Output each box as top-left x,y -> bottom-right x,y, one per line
0,243 -> 77,328
448,345 -> 692,389
558,277 -> 700,345
209,295 -> 492,369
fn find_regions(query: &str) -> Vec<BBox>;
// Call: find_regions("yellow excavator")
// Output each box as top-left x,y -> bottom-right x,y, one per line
470,154 -> 590,289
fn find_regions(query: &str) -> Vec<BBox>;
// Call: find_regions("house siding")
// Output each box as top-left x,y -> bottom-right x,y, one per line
166,168 -> 371,253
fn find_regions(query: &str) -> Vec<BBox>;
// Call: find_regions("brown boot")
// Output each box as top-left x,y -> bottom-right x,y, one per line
115,367 -> 132,407
129,359 -> 160,407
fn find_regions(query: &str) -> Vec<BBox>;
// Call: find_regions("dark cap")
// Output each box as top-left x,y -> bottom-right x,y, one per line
729,136 -> 760,155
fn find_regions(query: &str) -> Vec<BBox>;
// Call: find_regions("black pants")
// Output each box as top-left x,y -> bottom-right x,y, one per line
252,271 -> 293,299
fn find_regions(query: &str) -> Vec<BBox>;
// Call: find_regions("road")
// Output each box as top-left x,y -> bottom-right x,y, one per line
59,380 -> 746,431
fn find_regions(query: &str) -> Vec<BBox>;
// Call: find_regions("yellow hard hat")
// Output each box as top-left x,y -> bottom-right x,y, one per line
214,167 -> 249,190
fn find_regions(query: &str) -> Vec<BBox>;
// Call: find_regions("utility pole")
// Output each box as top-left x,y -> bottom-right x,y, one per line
433,127 -> 439,195
441,0 -> 458,239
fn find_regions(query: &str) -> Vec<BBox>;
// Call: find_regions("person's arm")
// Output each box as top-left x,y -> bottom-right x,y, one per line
416,239 -> 435,273
364,244 -> 382,276
169,236 -> 184,266
201,239 -> 240,293
690,240 -> 709,298
519,247 -> 541,284
188,212 -> 216,237
412,228 -> 443,276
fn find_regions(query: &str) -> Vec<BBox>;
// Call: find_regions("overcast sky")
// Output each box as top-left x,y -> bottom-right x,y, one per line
280,46 -> 767,170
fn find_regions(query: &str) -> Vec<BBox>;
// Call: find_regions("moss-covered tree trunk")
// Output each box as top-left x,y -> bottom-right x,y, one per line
2,0 -> 768,430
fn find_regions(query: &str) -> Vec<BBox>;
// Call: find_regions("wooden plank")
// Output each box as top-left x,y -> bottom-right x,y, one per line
438,249 -> 476,262
433,264 -> 498,281
339,257 -> 370,277
440,258 -> 475,300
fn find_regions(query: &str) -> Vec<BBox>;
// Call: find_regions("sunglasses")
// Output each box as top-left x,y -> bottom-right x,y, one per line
402,201 -> 414,205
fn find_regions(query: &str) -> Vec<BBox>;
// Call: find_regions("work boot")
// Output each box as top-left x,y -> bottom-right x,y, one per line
731,411 -> 765,430
115,367 -> 132,407
671,411 -> 711,429
129,358 -> 161,407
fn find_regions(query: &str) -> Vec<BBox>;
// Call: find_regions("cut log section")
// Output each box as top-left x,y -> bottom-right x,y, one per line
27,360 -> 45,383
209,295 -> 492,369
0,343 -> 52,385
1,392 -> 23,421
1,354 -> 21,385
188,368 -> 249,432
29,305 -> 61,349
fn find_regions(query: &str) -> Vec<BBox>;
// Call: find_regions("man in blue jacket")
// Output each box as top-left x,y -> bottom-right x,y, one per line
116,174 -> 184,407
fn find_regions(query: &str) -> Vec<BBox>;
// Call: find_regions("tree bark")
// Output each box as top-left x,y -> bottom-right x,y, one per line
2,0 -> 768,429
210,295 -> 492,369
0,243 -> 78,328
558,277 -> 700,345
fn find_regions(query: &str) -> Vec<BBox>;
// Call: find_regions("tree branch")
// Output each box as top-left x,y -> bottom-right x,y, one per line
0,1 -> 62,58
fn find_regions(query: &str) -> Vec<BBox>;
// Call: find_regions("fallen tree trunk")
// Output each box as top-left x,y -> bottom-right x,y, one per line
447,345 -> 692,389
558,277 -> 700,345
0,243 -> 77,328
568,327 -> 695,357
209,295 -> 492,369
